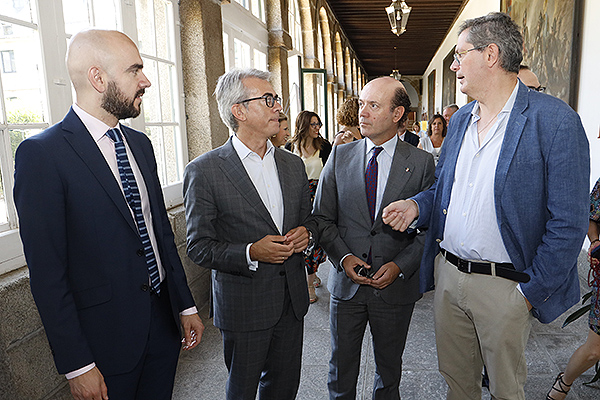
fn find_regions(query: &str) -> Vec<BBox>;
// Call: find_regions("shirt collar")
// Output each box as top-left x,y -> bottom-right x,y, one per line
72,103 -> 120,143
365,134 -> 398,158
470,81 -> 520,123
231,134 -> 275,160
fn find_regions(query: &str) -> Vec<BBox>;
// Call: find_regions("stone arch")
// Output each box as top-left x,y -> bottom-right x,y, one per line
297,0 -> 316,68
345,46 -> 352,95
318,7 -> 334,77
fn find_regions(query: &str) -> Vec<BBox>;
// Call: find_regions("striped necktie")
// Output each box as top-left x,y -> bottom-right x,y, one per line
106,128 -> 160,295
365,146 -> 383,223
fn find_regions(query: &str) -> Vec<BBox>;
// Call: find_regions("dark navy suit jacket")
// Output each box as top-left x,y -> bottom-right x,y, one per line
413,82 -> 589,323
14,108 -> 196,375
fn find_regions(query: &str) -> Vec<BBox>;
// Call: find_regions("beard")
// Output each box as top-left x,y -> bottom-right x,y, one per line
101,81 -> 144,120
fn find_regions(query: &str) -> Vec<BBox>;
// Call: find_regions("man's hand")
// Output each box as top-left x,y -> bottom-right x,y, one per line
284,226 -> 309,253
341,254 -> 373,285
382,200 -> 419,232
180,313 -> 205,351
250,235 -> 294,264
68,367 -> 108,400
369,262 -> 401,290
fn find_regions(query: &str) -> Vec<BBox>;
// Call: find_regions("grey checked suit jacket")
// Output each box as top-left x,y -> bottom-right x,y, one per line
313,138 -> 435,305
183,138 -> 316,332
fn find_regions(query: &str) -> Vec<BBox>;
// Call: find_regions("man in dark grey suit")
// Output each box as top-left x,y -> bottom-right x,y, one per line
313,77 -> 435,400
183,69 -> 317,400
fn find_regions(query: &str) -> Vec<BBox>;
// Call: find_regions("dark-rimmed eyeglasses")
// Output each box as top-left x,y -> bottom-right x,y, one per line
528,85 -> 546,93
237,93 -> 281,108
310,122 -> 323,128
453,44 -> 489,65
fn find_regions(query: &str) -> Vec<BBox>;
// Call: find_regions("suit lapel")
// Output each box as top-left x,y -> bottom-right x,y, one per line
219,138 -> 280,233
275,149 -> 293,234
375,140 -> 414,227
61,109 -> 138,234
495,83 -> 528,198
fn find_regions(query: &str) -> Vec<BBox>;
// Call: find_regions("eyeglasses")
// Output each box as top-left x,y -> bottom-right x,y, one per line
453,44 -> 489,65
237,93 -> 281,108
528,85 -> 546,93
310,122 -> 323,128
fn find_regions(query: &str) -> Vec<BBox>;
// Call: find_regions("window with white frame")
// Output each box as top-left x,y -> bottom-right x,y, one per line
234,38 -> 251,69
253,49 -> 266,72
234,0 -> 265,23
222,1 -> 268,76
0,0 -> 187,274
288,0 -> 302,53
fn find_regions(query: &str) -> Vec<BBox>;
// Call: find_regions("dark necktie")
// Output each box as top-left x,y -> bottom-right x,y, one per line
366,146 -> 383,223
106,128 -> 161,294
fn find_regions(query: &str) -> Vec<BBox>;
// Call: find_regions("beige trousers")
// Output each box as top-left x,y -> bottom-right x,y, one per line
433,254 -> 532,400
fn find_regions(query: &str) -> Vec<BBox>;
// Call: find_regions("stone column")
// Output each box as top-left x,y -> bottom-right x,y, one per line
267,0 -> 292,104
179,0 -> 229,161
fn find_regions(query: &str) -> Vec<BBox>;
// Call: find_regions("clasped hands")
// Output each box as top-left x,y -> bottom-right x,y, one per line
250,226 -> 309,264
342,255 -> 401,290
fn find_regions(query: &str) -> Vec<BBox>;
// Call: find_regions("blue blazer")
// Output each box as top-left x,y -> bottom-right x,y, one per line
14,108 -> 196,375
413,82 -> 590,323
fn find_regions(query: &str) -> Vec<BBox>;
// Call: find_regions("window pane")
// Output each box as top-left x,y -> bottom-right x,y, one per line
158,62 -> 174,122
0,0 -> 37,24
1,24 -> 47,124
234,38 -> 250,69
146,125 -> 180,185
136,0 -> 156,57
0,168 -> 7,225
141,58 -> 160,122
253,49 -> 266,72
63,0 -> 119,35
154,0 -> 172,60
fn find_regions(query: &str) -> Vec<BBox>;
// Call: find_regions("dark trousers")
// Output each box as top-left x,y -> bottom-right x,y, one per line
220,289 -> 304,400
328,286 -> 415,400
103,284 -> 181,400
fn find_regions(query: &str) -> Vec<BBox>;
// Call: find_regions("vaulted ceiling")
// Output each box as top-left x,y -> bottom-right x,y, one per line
327,0 -> 468,77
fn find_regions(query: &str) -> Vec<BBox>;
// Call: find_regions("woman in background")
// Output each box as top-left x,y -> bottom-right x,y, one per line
270,112 -> 289,148
419,113 -> 447,165
333,97 -> 361,146
287,110 -> 331,303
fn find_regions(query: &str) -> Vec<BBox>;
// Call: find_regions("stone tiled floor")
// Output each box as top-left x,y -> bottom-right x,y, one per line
173,256 -> 600,399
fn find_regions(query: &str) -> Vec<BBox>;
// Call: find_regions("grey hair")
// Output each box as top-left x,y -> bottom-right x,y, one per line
443,104 -> 459,113
214,68 -> 271,132
459,12 -> 523,74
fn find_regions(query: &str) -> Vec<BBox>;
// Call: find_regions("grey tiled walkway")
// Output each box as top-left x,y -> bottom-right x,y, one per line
173,255 -> 600,399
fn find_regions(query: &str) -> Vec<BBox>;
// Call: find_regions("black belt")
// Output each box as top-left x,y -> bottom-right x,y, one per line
441,249 -> 530,283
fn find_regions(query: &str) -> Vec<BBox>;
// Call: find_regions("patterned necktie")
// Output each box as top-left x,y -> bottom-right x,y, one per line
365,146 -> 383,223
106,128 -> 160,295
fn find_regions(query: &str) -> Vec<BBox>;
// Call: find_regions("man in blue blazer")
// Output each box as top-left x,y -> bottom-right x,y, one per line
14,30 -> 204,400
383,13 -> 589,400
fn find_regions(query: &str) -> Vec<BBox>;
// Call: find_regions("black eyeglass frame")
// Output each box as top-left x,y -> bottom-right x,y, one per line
527,85 -> 546,93
237,93 -> 281,108
310,122 -> 323,128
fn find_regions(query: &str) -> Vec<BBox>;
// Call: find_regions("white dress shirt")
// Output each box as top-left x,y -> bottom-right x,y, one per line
341,134 -> 397,265
441,82 -> 519,263
67,104 -> 196,379
231,135 -> 284,270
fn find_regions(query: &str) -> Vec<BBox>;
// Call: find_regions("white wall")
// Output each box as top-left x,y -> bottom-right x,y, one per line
422,0 -> 499,116
577,1 -> 600,189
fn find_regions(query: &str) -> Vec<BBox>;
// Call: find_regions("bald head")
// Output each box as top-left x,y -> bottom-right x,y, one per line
518,67 -> 541,89
67,30 -> 137,92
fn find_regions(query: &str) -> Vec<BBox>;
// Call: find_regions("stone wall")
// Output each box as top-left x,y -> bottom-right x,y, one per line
0,206 -> 210,400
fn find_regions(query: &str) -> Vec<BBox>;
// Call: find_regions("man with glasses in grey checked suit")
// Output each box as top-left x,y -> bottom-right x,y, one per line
183,68 -> 318,400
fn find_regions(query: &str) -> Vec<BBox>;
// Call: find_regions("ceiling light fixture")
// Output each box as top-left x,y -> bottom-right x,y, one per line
386,0 -> 411,36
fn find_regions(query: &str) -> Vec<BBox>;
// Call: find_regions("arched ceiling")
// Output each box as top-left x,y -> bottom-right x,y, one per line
327,0 -> 467,77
